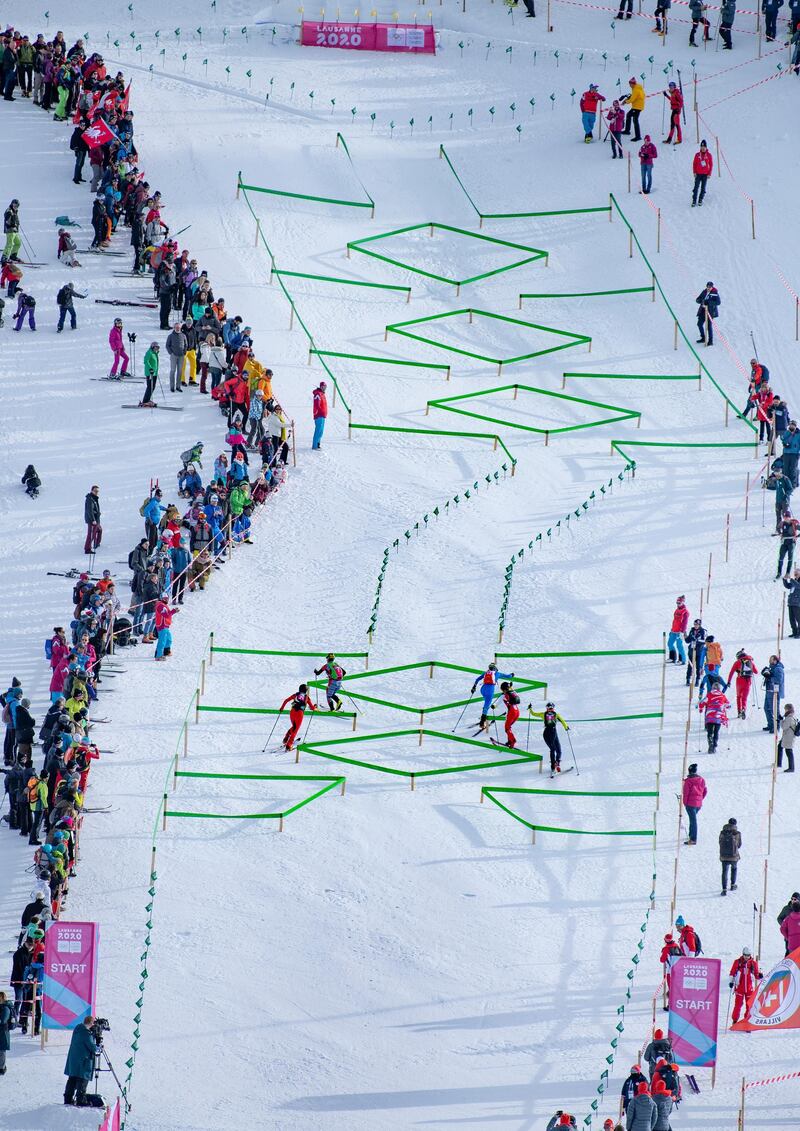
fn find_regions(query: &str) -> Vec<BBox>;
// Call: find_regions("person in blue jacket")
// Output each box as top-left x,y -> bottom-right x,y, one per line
204,495 -> 225,556
696,282 -> 721,346
762,655 -> 785,733
63,1016 -> 98,1106
470,663 -> 513,731
3,681 -> 23,765
177,464 -> 202,498
762,0 -> 783,38
685,619 -> 706,686
171,536 -> 190,604
780,420 -> 800,487
143,489 -> 166,552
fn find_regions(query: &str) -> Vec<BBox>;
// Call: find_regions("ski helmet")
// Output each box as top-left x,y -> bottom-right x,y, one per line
668,81 -> 677,89
488,662 -> 497,671
299,683 -> 308,693
546,701 -> 555,708
500,682 -> 510,692
326,653 -> 335,661
742,946 -> 752,956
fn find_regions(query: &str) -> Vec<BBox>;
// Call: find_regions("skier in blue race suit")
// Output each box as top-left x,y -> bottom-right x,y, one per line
471,663 -> 513,731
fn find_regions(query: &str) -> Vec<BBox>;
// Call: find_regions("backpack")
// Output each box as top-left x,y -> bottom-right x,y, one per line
720,826 -> 738,857
44,639 -> 53,660
659,1065 -> 679,1095
739,657 -> 753,679
139,495 -> 151,517
27,777 -> 40,804
694,931 -> 703,955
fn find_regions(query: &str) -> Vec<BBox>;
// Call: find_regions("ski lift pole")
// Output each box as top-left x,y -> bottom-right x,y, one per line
566,727 -> 579,774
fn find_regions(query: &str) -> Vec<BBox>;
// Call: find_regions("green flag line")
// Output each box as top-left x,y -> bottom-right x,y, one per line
560,372 -> 697,381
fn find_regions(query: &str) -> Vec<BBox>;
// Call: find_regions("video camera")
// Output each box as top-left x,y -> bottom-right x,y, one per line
127,332 -> 136,343
90,1017 -> 110,1044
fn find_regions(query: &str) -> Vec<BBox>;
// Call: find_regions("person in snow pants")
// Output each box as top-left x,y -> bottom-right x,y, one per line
729,949 -> 761,1022
279,684 -> 317,751
783,570 -> 800,636
698,683 -> 729,752
314,655 -> 346,711
529,702 -> 569,771
471,664 -> 513,730
500,683 -> 520,747
83,485 -> 101,555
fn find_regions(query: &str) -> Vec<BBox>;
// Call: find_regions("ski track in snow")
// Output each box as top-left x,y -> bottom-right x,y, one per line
0,0 -> 799,1128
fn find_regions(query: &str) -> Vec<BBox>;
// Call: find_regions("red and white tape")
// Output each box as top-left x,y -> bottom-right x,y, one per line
745,1069 -> 800,1090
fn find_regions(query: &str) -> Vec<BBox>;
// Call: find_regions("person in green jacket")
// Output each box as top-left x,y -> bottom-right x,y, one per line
27,770 -> 48,846
142,342 -> 160,407
16,37 -> 35,97
229,482 -> 251,519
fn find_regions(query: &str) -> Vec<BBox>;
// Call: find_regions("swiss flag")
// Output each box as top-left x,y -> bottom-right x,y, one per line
82,118 -> 119,148
118,81 -> 132,115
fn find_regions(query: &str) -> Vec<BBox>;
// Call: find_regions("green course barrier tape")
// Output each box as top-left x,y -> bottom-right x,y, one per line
520,286 -> 654,299
611,438 -> 756,463
561,372 -> 697,381
168,775 -> 345,821
386,309 -> 591,367
484,786 -> 658,797
481,787 -> 657,837
198,704 -> 356,719
175,771 -> 342,782
438,144 -> 482,218
240,180 -> 372,211
273,268 -> 409,297
335,132 -> 376,210
210,646 -> 369,658
349,422 -> 517,467
496,648 -> 661,657
566,712 -> 663,723
311,348 -> 450,374
427,382 -> 639,436
347,222 -> 548,288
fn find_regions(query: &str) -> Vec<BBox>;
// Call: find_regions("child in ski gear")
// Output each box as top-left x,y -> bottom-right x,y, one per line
180,441 -> 204,471
667,595 -> 688,663
528,702 -> 569,772
314,654 -> 346,711
154,595 -> 177,660
696,282 -> 720,345
546,1115 -> 576,1130
704,634 -> 723,673
691,140 -> 713,206
778,703 -> 796,772
675,915 -> 701,955
312,382 -> 328,450
13,291 -> 35,331
605,101 -> 624,158
579,84 -> 605,141
658,935 -> 682,1003
730,948 -> 761,1022
719,817 -> 741,894
727,649 -> 756,718
279,684 -> 317,751
499,683 -> 521,747
681,764 -> 706,844
471,664 -> 513,730
21,464 -> 41,498
57,228 -> 80,267
644,1030 -> 672,1078
108,318 -> 130,376
638,136 -> 657,194
698,683 -> 729,751
663,82 -> 683,144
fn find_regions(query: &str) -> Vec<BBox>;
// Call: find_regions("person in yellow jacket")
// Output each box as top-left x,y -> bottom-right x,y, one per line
27,770 -> 48,845
621,78 -> 645,141
528,701 -> 570,775
65,687 -> 88,721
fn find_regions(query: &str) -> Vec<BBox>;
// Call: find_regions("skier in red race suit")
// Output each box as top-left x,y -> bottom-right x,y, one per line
727,649 -> 756,719
663,81 -> 683,144
667,595 -> 689,664
729,947 -> 761,1023
499,682 -> 520,748
279,684 -> 317,752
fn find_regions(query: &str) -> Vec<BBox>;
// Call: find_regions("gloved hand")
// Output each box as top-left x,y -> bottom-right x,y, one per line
729,980 -> 734,988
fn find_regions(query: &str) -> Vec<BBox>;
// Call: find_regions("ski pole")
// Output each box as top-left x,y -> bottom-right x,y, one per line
19,223 -> 37,259
262,711 -> 282,752
566,728 -> 579,774
526,709 -> 532,751
452,692 -> 475,733
750,330 -> 759,360
301,709 -> 315,744
343,691 -> 361,715
752,902 -> 758,956
725,979 -> 734,1023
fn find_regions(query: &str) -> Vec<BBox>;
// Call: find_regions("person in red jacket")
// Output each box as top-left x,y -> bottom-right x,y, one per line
312,381 -> 328,450
681,764 -> 707,844
729,948 -> 761,1023
691,140 -> 713,207
675,914 -> 701,955
660,934 -> 682,999
278,683 -> 317,752
667,594 -> 689,664
663,82 -> 683,144
154,595 -> 177,660
499,682 -> 521,748
579,84 -> 605,142
727,649 -> 756,719
755,384 -> 776,444
780,906 -> 800,955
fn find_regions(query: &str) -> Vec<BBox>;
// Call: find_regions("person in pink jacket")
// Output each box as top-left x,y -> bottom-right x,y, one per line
698,684 -> 730,753
108,317 -> 130,377
605,100 -> 625,159
668,594 -> 689,664
681,763 -> 707,844
780,908 -> 800,956
49,655 -> 73,703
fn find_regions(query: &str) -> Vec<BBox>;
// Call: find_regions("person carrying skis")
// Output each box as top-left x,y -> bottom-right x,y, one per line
579,84 -> 605,142
108,317 -> 130,377
142,341 -> 159,408
667,595 -> 689,663
620,78 -> 645,140
499,682 -> 521,748
471,663 -> 513,731
675,914 -> 702,955
727,649 -> 756,719
729,947 -> 761,1023
278,684 -> 317,752
685,618 -> 706,685
681,764 -> 706,844
55,282 -> 86,332
691,140 -> 713,207
605,100 -> 625,159
314,654 -> 346,711
776,510 -> 799,578
528,701 -> 569,773
696,281 -> 720,346
698,681 -> 729,752
662,82 -> 683,144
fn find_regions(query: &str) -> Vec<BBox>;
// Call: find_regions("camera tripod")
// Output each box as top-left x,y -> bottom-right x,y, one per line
93,1042 -> 129,1113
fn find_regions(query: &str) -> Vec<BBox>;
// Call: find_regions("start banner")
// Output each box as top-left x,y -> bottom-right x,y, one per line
668,956 -> 722,1067
301,21 -> 436,54
42,921 -> 100,1030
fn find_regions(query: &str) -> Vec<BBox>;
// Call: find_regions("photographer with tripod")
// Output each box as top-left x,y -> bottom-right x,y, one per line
64,1015 -> 97,1106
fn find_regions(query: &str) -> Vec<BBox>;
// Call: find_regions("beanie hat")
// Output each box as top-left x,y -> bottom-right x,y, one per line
654,1029 -> 664,1039
636,1083 -> 649,1095
559,1117 -> 572,1127
653,1081 -> 667,1094
675,915 -> 685,928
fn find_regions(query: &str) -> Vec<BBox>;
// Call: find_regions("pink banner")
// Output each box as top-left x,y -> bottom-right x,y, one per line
42,921 -> 100,1030
99,1100 -> 120,1131
301,20 -> 436,53
668,956 -> 722,1067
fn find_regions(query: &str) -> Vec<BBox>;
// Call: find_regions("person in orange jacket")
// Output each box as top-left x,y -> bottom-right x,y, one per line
663,82 -> 683,144
692,139 -> 713,207
727,649 -> 756,719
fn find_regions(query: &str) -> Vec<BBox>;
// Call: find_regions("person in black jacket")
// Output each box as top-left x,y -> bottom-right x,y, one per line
90,194 -> 107,249
685,618 -> 706,685
783,569 -> 800,637
13,700 -> 35,764
69,119 -> 89,184
83,485 -> 101,555
10,940 -> 34,1024
139,568 -> 160,642
621,1065 -> 648,1113
696,281 -> 721,345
